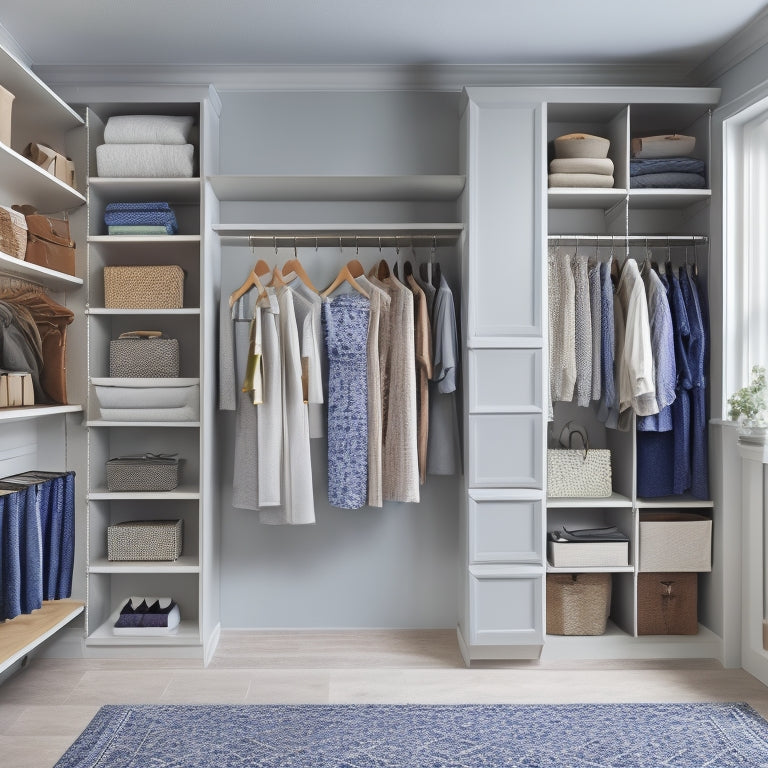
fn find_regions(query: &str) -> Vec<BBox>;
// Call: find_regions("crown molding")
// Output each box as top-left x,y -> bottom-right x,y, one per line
689,7 -> 768,84
0,22 -> 34,68
34,61 -> 698,93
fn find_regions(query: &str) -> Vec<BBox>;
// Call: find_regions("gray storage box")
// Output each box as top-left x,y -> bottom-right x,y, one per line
109,332 -> 180,378
107,519 -> 183,561
106,455 -> 180,492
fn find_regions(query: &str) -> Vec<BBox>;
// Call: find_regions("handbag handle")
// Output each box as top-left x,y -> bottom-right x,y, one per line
558,420 -> 589,459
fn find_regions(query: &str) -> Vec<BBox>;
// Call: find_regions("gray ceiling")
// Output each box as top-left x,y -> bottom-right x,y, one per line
1,1 -> 767,69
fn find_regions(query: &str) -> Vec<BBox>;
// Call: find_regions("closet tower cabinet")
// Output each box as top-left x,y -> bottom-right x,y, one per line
459,86 -> 729,665
79,86 -> 222,663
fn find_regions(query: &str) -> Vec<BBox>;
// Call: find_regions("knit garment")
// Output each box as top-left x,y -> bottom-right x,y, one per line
323,294 -> 370,510
572,251 -> 592,407
589,260 -> 602,401
597,258 -> 617,425
547,249 -> 576,420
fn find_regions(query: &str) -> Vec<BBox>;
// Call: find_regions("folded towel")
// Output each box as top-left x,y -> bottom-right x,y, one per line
630,172 -> 706,189
96,144 -> 195,178
549,173 -> 615,188
631,134 -> 695,158
104,209 -> 178,233
108,225 -> 175,236
105,202 -> 174,213
630,157 -> 705,176
104,115 -> 195,145
549,157 -> 614,175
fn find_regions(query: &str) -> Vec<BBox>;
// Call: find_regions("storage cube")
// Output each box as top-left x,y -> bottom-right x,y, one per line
103,265 -> 184,309
637,572 -> 698,635
547,540 -> 629,568
93,378 -> 199,422
546,573 -> 612,635
639,511 -> 712,572
107,519 -> 183,561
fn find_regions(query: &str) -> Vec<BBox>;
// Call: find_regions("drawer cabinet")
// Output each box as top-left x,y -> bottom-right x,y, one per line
468,494 -> 543,563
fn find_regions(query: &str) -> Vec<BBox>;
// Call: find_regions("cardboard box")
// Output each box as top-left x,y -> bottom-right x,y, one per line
23,142 -> 76,188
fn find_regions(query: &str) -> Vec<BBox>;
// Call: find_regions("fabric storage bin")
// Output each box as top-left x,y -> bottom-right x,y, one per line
639,511 -> 712,572
109,331 -> 180,378
547,541 -> 629,568
546,573 -> 612,635
0,84 -> 14,146
93,378 -> 199,422
103,265 -> 184,309
0,204 -> 27,259
106,454 -> 180,492
637,572 -> 698,635
107,519 -> 183,561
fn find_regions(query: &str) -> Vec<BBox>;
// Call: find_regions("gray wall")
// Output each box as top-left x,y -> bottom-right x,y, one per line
217,90 -> 463,629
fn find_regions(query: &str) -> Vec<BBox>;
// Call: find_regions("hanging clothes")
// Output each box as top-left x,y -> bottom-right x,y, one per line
427,273 -> 461,476
547,248 -> 577,420
588,259 -> 602,401
356,274 -> 391,508
406,273 -> 433,485
572,251 -> 592,407
322,293 -> 370,510
368,271 -> 420,503
597,257 -> 617,426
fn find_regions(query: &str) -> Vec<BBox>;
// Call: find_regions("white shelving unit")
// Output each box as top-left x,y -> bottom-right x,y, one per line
0,43 -> 87,670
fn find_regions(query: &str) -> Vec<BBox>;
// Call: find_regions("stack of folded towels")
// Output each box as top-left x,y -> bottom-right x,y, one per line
630,134 -> 705,189
105,202 -> 178,235
96,114 -> 196,178
549,132 -> 614,188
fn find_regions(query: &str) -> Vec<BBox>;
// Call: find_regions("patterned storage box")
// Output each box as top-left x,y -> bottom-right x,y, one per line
107,519 -> 183,561
104,265 -> 184,309
106,455 -> 180,492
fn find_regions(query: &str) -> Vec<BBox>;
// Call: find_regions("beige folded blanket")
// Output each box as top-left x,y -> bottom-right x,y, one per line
550,157 -> 614,175
549,173 -> 615,188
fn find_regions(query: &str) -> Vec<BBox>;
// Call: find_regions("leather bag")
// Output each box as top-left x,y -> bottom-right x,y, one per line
12,204 -> 76,276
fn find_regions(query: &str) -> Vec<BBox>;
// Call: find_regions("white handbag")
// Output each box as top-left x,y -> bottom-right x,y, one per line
547,422 -> 612,497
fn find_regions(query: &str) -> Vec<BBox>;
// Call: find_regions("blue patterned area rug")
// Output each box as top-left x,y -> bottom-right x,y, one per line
54,702 -> 768,767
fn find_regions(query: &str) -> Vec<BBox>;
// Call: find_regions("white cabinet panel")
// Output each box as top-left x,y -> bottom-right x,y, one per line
468,414 -> 543,488
469,497 -> 543,563
468,348 -> 542,412
466,98 -> 542,339
470,572 -> 543,645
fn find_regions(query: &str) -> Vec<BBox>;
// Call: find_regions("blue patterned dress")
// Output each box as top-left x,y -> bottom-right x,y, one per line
322,294 -> 370,509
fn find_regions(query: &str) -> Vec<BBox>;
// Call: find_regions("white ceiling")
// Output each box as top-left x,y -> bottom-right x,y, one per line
1,1 -> 767,70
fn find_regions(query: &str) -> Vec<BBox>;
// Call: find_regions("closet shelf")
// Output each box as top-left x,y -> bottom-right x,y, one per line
636,496 -> 714,508
0,143 -> 86,212
207,174 -> 466,202
628,189 -> 712,209
88,235 -> 201,245
86,420 -> 200,428
0,600 -> 84,675
546,492 -> 632,508
89,556 -> 200,574
0,404 -> 82,423
86,308 -> 200,316
88,485 -> 200,500
87,177 -> 201,203
86,619 -> 200,647
547,189 -> 627,210
0,249 -> 83,289
546,564 -> 635,574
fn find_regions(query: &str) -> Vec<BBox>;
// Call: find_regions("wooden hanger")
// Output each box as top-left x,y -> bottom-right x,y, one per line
321,264 -> 369,298
376,259 -> 391,280
230,262 -> 270,308
282,258 -> 318,293
346,259 -> 365,278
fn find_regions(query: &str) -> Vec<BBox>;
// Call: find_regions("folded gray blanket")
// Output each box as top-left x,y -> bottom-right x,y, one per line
104,115 -> 195,145
630,157 -> 705,176
96,144 -> 195,178
630,172 -> 706,189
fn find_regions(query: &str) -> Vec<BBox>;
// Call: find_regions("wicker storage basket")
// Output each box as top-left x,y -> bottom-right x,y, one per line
639,512 -> 712,572
546,573 -> 612,635
104,265 -> 184,309
0,84 -> 14,147
0,204 -> 27,259
106,455 -> 180,492
107,519 -> 183,561
637,572 -> 698,635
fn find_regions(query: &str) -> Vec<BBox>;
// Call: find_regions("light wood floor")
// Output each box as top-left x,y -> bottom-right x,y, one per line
2,629 -> 768,768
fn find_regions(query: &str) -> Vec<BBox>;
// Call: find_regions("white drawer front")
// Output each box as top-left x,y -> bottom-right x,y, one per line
468,414 -> 543,488
468,348 -> 542,413
470,573 -> 543,645
469,497 -> 543,563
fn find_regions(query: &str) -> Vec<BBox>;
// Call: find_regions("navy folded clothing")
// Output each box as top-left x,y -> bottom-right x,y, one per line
629,157 -> 705,176
104,209 -> 178,233
630,172 -> 706,189
105,201 -> 174,212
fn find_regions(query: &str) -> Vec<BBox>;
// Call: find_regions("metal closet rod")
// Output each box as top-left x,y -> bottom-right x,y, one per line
236,233 -> 458,247
548,234 -> 709,243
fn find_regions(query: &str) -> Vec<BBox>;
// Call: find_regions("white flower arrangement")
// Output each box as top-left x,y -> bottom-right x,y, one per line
728,365 -> 768,425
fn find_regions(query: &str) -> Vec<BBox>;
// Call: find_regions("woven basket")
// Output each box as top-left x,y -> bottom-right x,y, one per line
104,265 -> 184,309
546,573 -> 612,635
0,204 -> 27,260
